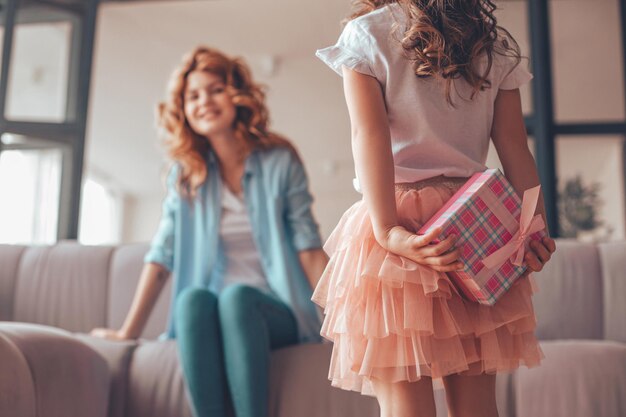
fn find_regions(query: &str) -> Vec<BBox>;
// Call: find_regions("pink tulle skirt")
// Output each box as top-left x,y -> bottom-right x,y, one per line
311,179 -> 544,396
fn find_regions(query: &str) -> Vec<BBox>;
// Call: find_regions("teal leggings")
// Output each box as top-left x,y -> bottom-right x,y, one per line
175,283 -> 298,417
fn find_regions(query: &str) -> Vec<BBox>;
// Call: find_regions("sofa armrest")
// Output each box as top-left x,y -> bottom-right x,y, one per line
76,334 -> 137,417
0,323 -> 110,417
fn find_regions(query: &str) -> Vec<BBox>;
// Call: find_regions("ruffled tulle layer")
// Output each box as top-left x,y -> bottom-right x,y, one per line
311,184 -> 544,396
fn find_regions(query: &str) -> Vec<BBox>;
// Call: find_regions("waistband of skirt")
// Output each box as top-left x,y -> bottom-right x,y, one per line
394,175 -> 469,192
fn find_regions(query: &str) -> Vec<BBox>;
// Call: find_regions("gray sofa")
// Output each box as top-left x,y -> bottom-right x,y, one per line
0,239 -> 625,417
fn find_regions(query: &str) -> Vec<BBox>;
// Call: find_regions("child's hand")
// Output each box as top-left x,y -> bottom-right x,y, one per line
524,236 -> 556,273
380,225 -> 464,272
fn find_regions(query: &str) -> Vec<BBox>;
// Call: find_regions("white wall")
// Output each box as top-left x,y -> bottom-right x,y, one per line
121,195 -> 163,244
87,0 -> 357,240
86,0 -> 625,243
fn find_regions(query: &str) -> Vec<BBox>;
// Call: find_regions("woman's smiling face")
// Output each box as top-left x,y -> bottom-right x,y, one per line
183,70 -> 237,138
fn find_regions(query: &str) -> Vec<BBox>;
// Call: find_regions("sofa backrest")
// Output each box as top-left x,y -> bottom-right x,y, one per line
532,240 -> 603,340
598,240 -> 626,343
3,243 -> 113,332
106,243 -> 172,339
0,242 -> 172,339
0,239 -> 624,342
532,239 -> 626,343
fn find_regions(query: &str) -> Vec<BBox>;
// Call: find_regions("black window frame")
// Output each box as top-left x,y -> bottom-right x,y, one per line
0,0 -> 99,240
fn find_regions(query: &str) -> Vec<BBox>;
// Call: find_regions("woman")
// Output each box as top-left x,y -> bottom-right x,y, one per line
92,46 -> 328,417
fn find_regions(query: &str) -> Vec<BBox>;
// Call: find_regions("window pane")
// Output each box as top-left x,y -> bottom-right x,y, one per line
0,140 -> 62,244
556,136 -> 625,241
5,20 -> 72,122
4,1 -> 83,122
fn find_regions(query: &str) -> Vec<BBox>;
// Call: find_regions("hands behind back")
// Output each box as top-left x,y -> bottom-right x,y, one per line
524,236 -> 556,273
379,225 -> 557,275
378,226 -> 464,272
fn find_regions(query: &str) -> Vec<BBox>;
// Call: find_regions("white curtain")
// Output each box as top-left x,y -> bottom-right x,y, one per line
78,174 -> 123,245
0,149 -> 61,244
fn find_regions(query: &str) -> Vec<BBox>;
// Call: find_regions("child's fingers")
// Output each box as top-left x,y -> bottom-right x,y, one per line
429,249 -> 462,266
427,261 -> 465,272
530,240 -> 551,264
525,251 -> 543,272
416,233 -> 456,257
413,227 -> 443,248
419,248 -> 463,268
543,236 -> 557,253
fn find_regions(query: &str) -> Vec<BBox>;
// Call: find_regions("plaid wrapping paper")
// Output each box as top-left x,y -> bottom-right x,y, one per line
418,169 -> 546,306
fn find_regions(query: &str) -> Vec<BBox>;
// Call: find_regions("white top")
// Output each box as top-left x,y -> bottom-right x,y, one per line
316,4 -> 533,187
219,184 -> 271,293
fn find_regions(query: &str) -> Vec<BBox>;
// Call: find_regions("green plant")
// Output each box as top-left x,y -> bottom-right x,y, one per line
558,175 -> 603,238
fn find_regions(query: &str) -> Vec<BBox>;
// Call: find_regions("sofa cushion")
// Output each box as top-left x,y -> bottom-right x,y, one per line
13,242 -> 113,332
0,323 -> 110,417
107,244 -> 172,339
127,339 -> 194,417
269,343 -> 379,417
76,334 -> 136,417
599,241 -> 626,343
0,244 -> 25,320
514,340 -> 626,417
126,340 -> 381,417
532,240 -> 603,340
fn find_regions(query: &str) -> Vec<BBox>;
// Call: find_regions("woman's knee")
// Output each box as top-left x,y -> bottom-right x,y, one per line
176,287 -> 219,323
218,284 -> 261,322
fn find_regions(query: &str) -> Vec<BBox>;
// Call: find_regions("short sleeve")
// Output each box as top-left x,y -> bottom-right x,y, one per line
316,20 -> 376,78
283,152 -> 323,251
499,57 -> 534,90
143,165 -> 179,271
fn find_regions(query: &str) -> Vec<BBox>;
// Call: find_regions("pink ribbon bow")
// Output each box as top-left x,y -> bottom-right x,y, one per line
482,185 -> 546,269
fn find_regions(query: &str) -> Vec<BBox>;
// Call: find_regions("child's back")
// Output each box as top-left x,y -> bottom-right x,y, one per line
313,2 -> 556,416
318,3 -> 532,184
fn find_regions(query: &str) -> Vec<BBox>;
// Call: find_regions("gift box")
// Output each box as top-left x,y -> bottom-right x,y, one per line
418,169 -> 546,305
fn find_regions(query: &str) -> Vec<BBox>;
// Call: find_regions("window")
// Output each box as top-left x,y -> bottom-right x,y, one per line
0,147 -> 62,244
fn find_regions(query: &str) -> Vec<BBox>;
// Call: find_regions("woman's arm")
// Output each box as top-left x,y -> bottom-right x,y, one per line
342,66 -> 462,272
491,88 -> 557,271
91,262 -> 170,340
298,248 -> 328,289
282,155 -> 328,288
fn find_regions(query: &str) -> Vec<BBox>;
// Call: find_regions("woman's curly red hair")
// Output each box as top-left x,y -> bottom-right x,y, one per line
157,46 -> 293,198
348,0 -> 523,105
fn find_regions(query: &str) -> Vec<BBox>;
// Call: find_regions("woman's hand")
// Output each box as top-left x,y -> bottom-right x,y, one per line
90,328 -> 133,341
524,236 -> 556,273
379,225 -> 464,272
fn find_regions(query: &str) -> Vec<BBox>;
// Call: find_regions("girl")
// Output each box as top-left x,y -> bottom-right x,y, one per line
312,1 -> 556,417
92,46 -> 328,417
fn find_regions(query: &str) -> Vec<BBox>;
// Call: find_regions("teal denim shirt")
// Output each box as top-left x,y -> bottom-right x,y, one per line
144,147 -> 323,343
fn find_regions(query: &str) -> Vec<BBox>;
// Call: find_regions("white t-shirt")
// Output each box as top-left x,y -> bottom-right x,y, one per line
219,184 -> 271,293
316,4 -> 533,187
